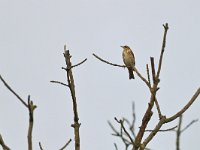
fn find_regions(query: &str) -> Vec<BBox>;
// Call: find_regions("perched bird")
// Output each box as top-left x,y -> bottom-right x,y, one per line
121,45 -> 135,79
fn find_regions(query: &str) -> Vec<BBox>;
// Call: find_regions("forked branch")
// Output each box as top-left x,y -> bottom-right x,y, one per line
0,75 -> 36,150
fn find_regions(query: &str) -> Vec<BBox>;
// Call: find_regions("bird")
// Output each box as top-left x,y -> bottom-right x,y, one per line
121,45 -> 135,79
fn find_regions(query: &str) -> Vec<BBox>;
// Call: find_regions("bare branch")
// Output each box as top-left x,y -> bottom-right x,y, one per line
0,134 -> 11,150
150,57 -> 156,84
0,75 -> 28,107
181,119 -> 198,133
142,88 -> 200,149
154,96 -> 163,120
165,88 -> 200,123
27,95 -> 37,150
93,53 -> 125,68
135,23 -> 169,150
59,139 -> 72,150
156,23 -> 168,78
63,46 -> 81,150
50,80 -> 69,87
176,115 -> 182,150
114,118 -> 135,146
92,54 -> 151,88
108,121 -> 132,149
71,58 -> 87,68
144,126 -> 177,132
0,75 -> 36,150
146,64 -> 151,86
114,143 -> 118,150
133,66 -> 151,88
39,142 -> 44,150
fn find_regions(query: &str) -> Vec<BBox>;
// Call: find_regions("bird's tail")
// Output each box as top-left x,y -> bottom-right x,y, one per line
128,68 -> 135,79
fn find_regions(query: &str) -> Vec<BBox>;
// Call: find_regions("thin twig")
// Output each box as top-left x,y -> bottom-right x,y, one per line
0,134 -> 11,150
114,118 -> 135,146
122,102 -> 136,138
108,121 -> 132,148
144,126 -> 177,132
39,142 -> 44,150
0,75 -> 28,107
133,66 -> 151,88
50,80 -> 69,87
71,58 -> 87,68
92,54 -> 151,88
0,75 -> 36,150
156,23 -> 169,78
93,53 -> 125,68
181,119 -> 198,133
114,143 -> 118,150
59,139 -> 72,150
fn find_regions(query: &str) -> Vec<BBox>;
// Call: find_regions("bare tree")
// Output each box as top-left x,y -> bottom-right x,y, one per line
93,23 -> 200,150
0,23 -> 199,150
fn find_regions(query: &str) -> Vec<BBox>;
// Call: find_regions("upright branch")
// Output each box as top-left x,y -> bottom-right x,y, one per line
175,115 -> 198,150
0,75 -> 36,150
176,115 -> 182,150
63,45 -> 86,150
134,23 -> 169,149
27,96 -> 36,150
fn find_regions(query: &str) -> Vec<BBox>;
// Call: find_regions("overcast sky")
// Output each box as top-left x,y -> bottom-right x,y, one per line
0,0 -> 200,150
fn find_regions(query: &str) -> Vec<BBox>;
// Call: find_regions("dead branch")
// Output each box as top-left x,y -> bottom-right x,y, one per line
0,75 -> 36,150
156,23 -> 168,78
146,64 -> 151,86
63,45 -> 82,150
114,143 -> 118,150
134,23 -> 169,150
59,139 -> 72,150
144,126 -> 177,132
39,142 -> 44,150
27,95 -> 36,150
92,54 -> 151,88
142,88 -> 200,149
93,53 -> 125,68
108,121 -> 132,149
0,75 -> 28,107
50,80 -> 69,87
114,117 -> 135,146
176,115 -> 182,150
0,134 -> 11,150
181,119 -> 198,133
71,58 -> 87,69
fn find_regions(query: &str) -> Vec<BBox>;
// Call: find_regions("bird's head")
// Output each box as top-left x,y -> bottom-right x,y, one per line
121,45 -> 130,50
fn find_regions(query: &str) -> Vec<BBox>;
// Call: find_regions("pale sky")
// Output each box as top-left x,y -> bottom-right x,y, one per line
0,0 -> 200,150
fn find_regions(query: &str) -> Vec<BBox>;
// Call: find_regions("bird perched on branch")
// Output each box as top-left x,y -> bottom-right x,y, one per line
121,45 -> 135,79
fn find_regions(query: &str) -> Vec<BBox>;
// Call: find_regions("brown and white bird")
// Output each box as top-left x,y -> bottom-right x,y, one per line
121,45 -> 135,79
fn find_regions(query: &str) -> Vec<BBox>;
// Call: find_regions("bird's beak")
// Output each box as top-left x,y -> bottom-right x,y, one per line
120,46 -> 124,48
